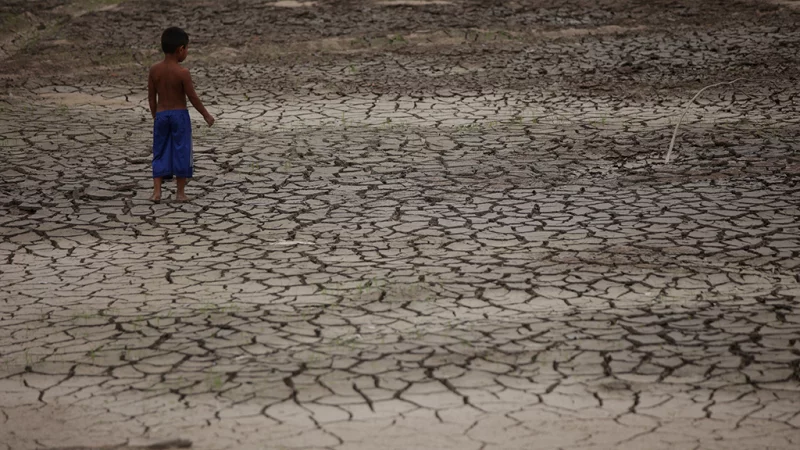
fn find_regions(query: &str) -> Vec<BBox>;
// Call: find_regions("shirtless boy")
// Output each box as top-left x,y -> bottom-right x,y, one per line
148,26 -> 214,202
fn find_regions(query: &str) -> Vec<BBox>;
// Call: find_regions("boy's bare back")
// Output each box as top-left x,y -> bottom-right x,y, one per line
149,61 -> 190,112
147,58 -> 214,126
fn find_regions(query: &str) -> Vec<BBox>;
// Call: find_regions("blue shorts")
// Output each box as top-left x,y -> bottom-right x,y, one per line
153,109 -> 193,179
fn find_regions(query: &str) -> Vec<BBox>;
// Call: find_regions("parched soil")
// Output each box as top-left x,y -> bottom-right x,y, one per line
2,0 -> 799,94
1,2 -> 800,450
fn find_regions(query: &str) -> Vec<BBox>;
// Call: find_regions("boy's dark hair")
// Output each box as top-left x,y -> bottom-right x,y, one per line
161,27 -> 189,54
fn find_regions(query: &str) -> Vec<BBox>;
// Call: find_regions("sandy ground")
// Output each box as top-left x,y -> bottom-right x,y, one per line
1,1 -> 800,450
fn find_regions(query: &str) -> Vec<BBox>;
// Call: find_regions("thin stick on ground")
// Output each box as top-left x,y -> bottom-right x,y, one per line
665,78 -> 744,164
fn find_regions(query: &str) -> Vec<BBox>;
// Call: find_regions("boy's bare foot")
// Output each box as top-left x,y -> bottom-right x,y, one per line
176,178 -> 189,202
152,177 -> 163,203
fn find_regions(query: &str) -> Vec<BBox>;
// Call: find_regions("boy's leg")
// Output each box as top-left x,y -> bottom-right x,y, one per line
150,177 -> 163,202
176,177 -> 188,202
172,111 -> 192,202
152,112 -> 171,202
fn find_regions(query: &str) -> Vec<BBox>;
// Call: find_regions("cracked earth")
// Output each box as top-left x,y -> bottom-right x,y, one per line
1,0 -> 800,449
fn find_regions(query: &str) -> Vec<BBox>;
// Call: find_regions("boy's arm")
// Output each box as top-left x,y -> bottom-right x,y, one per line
182,69 -> 214,126
147,67 -> 157,119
